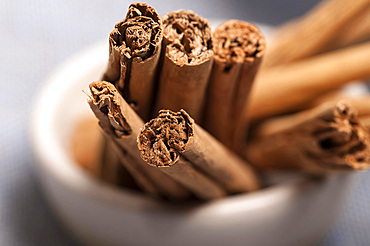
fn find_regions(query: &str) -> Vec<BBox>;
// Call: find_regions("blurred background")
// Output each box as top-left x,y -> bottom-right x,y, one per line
1,0 -> 369,245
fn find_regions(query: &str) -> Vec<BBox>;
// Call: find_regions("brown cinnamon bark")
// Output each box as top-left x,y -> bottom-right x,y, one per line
154,10 -> 214,122
87,81 -> 191,200
313,95 -> 370,117
262,0 -> 370,68
138,109 -> 259,200
71,117 -> 105,178
71,117 -> 136,187
246,100 -> 370,173
100,136 -> 137,188
313,94 -> 370,132
102,3 -> 162,120
326,6 -> 370,51
248,42 -> 370,122
360,116 -> 370,131
204,20 -> 265,150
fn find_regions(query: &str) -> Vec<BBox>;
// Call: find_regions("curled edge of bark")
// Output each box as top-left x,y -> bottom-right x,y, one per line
162,10 -> 214,66
138,109 -> 193,167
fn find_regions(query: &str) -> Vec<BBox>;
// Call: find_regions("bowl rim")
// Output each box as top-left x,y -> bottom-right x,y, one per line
29,34 -> 319,214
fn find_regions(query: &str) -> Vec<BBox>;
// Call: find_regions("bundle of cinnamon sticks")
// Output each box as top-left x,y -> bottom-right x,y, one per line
71,1 -> 370,202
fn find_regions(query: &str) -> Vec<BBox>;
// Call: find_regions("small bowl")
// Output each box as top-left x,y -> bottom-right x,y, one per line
30,35 -> 357,246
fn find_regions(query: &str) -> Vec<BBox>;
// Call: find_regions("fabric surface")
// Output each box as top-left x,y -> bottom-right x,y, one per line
1,0 -> 369,245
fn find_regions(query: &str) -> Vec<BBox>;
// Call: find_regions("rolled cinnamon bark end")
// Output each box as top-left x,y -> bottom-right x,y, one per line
246,100 -> 370,173
88,81 -> 132,138
138,110 -> 192,167
102,3 -> 162,120
87,81 -> 191,201
138,110 -> 226,200
204,20 -> 265,149
138,109 -> 259,199
155,10 -> 214,122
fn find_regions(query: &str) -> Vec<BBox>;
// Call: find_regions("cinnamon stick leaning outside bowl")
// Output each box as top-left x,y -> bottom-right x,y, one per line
246,100 -> 370,173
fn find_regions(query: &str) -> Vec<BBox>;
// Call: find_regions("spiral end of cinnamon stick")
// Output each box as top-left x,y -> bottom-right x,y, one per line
213,20 -> 265,66
88,81 -> 132,138
110,3 -> 162,61
313,100 -> 370,171
162,10 -> 213,66
138,109 -> 194,167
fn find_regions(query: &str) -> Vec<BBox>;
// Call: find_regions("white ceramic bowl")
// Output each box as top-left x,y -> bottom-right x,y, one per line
30,32 -> 358,246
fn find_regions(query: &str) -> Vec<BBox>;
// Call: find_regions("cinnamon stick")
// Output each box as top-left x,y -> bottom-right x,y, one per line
87,81 -> 190,200
313,94 -> 370,131
204,20 -> 265,150
71,117 -> 105,178
154,10 -> 214,122
138,109 -> 259,200
248,42 -> 370,122
327,6 -> 370,51
246,100 -> 370,173
100,136 -> 137,188
262,0 -> 370,68
71,117 -> 136,187
315,95 -> 370,117
102,3 -> 162,120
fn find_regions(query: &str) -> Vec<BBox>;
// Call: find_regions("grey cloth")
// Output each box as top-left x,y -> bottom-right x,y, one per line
1,0 -> 369,245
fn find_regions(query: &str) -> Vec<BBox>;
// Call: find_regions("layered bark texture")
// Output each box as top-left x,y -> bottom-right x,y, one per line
102,3 -> 163,120
155,10 -> 214,122
138,109 -> 259,200
204,20 -> 265,150
87,81 -> 191,200
247,100 -> 370,173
